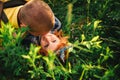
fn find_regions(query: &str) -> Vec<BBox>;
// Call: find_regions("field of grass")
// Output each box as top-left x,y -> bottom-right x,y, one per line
0,0 -> 120,80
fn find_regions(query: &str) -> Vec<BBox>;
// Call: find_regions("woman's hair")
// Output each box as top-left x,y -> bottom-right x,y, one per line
39,30 -> 69,60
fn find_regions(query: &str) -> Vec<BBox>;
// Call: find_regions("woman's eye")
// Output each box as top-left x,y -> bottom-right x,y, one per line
44,44 -> 49,48
52,40 -> 56,43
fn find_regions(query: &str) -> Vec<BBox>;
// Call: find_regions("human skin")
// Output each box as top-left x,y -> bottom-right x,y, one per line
40,30 -> 69,62
40,32 -> 60,52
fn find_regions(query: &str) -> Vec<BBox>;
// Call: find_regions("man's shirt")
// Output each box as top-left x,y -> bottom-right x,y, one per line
4,6 -> 23,28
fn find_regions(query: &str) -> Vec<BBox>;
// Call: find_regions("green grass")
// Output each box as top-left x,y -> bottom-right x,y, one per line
0,0 -> 120,80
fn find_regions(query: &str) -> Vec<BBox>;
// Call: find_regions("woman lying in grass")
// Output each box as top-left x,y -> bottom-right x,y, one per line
22,30 -> 70,63
22,18 -> 71,63
40,30 -> 70,63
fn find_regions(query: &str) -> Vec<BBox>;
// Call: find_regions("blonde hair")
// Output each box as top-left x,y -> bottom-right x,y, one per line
19,0 -> 55,36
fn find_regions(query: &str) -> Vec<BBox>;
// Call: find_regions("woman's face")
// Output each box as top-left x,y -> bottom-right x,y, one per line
40,32 -> 60,52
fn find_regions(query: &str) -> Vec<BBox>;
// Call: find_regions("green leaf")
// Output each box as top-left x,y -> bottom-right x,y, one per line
91,36 -> 99,42
94,20 -> 102,30
81,34 -> 85,42
22,55 -> 31,59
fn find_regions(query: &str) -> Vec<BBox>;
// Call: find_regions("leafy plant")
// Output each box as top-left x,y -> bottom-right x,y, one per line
0,0 -> 120,79
0,22 -> 29,79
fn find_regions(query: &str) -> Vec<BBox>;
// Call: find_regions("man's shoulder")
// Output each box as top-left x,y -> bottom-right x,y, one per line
4,6 -> 23,28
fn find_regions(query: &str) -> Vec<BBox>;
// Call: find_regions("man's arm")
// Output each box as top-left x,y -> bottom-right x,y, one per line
3,0 -> 27,8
